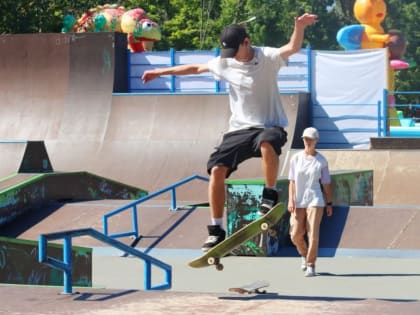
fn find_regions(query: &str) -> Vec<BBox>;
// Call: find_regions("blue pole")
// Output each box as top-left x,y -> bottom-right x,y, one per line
377,101 -> 381,137
215,47 -> 220,93
144,261 -> 152,290
128,49 -> 132,92
383,89 -> 388,136
170,188 -> 177,211
38,235 -> 46,262
165,266 -> 172,289
63,236 -> 73,294
306,44 -> 312,94
132,205 -> 139,236
103,215 -> 108,236
170,48 -> 175,93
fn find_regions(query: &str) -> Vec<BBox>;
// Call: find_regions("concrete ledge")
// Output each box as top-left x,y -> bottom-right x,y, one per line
0,172 -> 147,227
370,137 -> 420,149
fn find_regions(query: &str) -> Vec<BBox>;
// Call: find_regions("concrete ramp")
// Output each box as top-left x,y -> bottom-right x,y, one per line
319,149 -> 420,205
320,205 -> 420,252
0,34 -> 69,141
0,172 -> 147,227
1,142 -> 28,177
70,93 -> 308,196
0,141 -> 53,176
0,33 -> 309,200
48,92 -> 307,199
0,33 -> 119,142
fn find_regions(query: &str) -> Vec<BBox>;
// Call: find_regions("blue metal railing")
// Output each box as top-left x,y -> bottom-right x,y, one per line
380,89 -> 388,136
38,228 -> 171,294
313,101 -> 380,148
306,44 -> 312,94
128,48 -> 310,94
380,89 -> 420,136
103,174 -> 209,240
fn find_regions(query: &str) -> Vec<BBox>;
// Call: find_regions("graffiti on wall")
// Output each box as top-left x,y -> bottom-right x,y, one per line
0,237 -> 92,286
226,170 -> 373,256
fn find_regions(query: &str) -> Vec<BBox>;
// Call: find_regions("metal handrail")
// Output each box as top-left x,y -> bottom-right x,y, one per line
380,89 -> 420,136
38,228 -> 171,294
103,174 -> 209,239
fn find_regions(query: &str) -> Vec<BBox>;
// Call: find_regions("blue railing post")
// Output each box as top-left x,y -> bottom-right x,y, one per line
306,44 -> 312,94
63,236 -> 73,294
132,205 -> 139,236
383,89 -> 388,136
170,48 -> 175,93
103,215 -> 108,236
377,100 -> 382,137
214,47 -> 220,93
128,49 -> 132,92
38,235 -> 46,262
170,187 -> 177,211
144,261 -> 152,290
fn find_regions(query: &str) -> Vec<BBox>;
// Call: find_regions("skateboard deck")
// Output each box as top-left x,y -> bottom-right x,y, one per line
229,280 -> 269,294
188,203 -> 286,270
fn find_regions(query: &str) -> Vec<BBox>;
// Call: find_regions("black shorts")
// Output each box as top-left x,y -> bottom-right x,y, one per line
207,127 -> 287,177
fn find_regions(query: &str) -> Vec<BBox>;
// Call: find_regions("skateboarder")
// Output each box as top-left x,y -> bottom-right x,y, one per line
142,13 -> 318,251
288,127 -> 333,277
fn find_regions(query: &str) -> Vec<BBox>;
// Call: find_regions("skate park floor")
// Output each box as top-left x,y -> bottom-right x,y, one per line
2,199 -> 420,315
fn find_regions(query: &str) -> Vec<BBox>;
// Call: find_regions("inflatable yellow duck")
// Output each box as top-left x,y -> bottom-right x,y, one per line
354,0 -> 391,49
336,0 -> 410,125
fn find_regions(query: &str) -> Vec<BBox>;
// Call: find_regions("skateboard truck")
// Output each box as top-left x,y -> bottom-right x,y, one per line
207,257 -> 223,270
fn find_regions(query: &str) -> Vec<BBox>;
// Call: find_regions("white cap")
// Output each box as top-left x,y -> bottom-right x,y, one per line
301,127 -> 319,139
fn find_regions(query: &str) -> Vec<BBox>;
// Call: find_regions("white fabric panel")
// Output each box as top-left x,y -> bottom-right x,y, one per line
311,49 -> 387,148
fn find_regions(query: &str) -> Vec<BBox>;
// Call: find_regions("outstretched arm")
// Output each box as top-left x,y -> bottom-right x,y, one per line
142,63 -> 210,83
279,13 -> 318,59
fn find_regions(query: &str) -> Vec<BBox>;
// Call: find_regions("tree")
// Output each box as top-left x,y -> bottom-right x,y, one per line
0,0 -> 418,93
385,1 -> 420,94
0,0 -> 101,33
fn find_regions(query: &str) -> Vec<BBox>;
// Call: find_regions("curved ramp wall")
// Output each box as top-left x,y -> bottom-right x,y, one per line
0,33 -> 308,199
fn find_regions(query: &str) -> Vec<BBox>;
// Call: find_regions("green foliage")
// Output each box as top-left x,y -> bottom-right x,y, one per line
384,1 -> 420,94
0,0 -> 419,92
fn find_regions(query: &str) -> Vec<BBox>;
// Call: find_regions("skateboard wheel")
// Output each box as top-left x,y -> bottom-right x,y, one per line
216,264 -> 224,271
261,222 -> 269,231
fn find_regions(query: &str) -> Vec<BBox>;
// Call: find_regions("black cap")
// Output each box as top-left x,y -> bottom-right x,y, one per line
220,24 -> 247,58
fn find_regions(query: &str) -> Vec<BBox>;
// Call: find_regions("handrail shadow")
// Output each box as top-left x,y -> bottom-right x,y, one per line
38,228 -> 171,294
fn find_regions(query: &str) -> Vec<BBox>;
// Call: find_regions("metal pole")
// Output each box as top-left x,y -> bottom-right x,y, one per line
170,188 -> 177,210
63,236 -> 73,294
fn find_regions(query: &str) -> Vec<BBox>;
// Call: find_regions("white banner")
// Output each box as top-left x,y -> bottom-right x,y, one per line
311,49 -> 387,148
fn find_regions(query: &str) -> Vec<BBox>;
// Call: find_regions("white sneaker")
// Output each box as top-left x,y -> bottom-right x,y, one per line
305,266 -> 316,277
300,257 -> 307,271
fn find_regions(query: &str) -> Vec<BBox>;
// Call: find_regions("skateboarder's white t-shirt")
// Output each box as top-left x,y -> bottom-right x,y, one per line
288,151 -> 331,208
207,46 -> 288,132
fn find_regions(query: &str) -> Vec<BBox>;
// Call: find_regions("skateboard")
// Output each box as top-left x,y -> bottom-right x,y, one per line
188,203 -> 286,270
228,280 -> 269,294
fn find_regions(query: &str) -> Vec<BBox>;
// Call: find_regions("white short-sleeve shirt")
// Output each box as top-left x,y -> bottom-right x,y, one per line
208,46 -> 288,132
288,151 -> 331,208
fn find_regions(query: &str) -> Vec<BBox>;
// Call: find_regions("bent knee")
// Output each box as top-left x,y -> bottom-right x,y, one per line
210,165 -> 229,178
